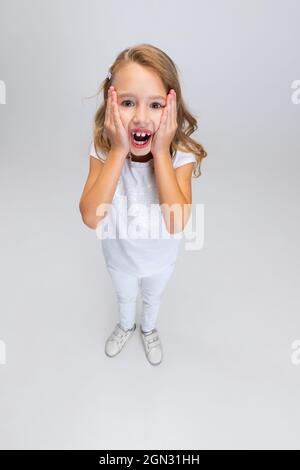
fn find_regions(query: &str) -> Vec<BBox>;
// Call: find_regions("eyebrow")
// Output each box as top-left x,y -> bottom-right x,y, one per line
118,93 -> 166,100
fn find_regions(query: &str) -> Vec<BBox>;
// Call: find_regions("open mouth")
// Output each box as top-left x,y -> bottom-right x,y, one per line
130,131 -> 152,148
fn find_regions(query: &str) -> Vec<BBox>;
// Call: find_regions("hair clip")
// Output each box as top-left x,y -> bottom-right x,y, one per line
107,71 -> 112,80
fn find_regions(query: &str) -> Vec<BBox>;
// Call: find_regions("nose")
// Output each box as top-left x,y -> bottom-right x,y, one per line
133,103 -> 150,123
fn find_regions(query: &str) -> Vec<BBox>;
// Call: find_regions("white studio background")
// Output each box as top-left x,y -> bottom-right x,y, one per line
0,0 -> 300,450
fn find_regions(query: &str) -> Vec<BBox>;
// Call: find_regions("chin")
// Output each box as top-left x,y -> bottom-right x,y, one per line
130,144 -> 152,156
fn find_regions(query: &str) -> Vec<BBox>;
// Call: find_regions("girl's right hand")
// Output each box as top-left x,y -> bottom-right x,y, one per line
104,86 -> 130,156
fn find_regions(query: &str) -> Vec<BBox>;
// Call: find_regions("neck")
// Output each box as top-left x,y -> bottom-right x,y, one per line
127,151 -> 153,163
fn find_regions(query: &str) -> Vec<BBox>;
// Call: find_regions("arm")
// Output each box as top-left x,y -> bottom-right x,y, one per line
153,152 -> 194,234
79,149 -> 127,229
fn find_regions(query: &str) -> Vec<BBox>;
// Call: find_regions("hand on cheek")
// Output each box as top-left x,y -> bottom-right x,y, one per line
151,89 -> 178,158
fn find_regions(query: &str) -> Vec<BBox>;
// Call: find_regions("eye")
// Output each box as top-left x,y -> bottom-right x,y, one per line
120,100 -> 164,109
151,102 -> 163,109
121,100 -> 134,107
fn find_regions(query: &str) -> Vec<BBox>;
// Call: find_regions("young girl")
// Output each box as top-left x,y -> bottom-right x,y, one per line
79,43 -> 207,366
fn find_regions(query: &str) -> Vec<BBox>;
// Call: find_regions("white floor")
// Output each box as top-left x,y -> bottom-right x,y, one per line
1,176 -> 299,449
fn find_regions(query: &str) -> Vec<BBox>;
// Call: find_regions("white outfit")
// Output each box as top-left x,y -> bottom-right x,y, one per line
89,141 -> 197,278
88,140 -> 196,332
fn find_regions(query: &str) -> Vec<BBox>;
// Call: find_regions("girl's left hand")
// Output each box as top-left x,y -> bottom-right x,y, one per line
151,89 -> 178,157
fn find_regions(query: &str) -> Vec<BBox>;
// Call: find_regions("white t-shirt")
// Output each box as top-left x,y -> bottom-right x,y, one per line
89,140 -> 197,277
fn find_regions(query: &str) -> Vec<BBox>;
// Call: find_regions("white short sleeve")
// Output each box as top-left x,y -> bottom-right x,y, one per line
89,140 -> 107,162
172,151 -> 197,169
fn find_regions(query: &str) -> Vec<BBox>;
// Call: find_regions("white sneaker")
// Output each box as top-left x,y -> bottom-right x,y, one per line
140,326 -> 163,366
105,323 -> 136,357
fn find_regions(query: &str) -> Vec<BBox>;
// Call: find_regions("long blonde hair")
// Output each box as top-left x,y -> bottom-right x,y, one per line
90,43 -> 207,178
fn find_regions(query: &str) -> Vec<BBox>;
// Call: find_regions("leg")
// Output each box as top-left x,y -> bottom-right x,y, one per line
140,264 -> 176,333
107,267 -> 139,331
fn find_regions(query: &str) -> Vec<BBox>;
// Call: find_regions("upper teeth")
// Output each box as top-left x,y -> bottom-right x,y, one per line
131,132 -> 151,137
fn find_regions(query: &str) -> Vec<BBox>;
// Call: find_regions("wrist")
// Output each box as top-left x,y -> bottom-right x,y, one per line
153,150 -> 171,160
109,147 -> 128,160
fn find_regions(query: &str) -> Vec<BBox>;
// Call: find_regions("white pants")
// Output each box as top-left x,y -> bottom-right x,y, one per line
107,264 -> 176,332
